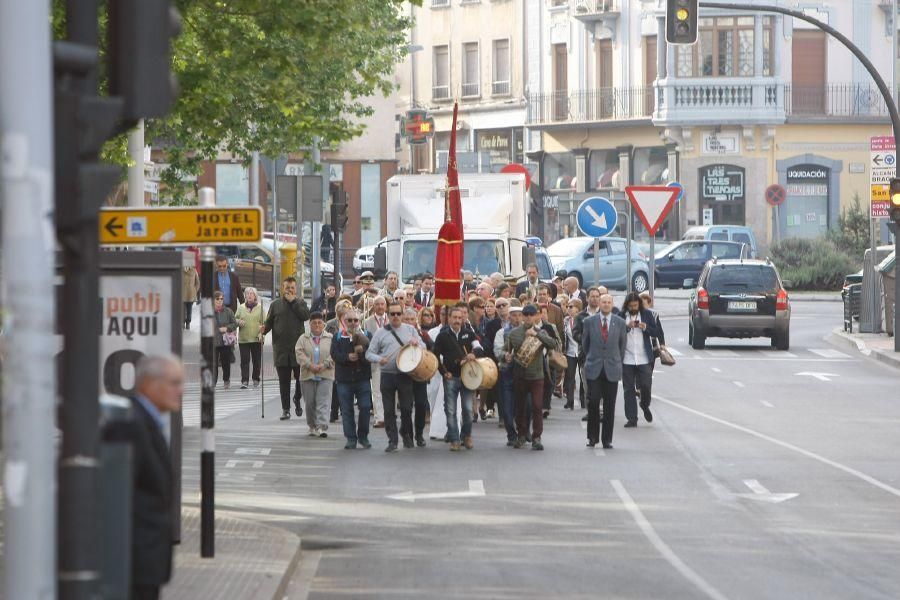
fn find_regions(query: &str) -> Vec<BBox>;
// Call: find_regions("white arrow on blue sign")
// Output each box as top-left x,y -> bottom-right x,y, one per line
576,196 -> 618,238
666,181 -> 684,201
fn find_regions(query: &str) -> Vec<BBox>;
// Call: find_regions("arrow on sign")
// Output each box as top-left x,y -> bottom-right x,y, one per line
735,479 -> 798,504
584,205 -> 608,229
796,372 -> 839,382
104,216 -> 123,238
873,154 -> 884,166
386,479 -> 485,503
625,186 -> 680,236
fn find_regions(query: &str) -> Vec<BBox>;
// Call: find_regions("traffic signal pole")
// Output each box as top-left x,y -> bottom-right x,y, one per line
0,0 -> 58,597
697,2 -> 900,350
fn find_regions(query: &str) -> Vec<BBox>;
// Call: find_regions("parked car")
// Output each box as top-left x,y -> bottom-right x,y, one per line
655,240 -> 747,289
219,240 -> 342,297
682,225 -> 758,258
353,237 -> 386,274
686,258 -> 791,350
547,236 -> 650,291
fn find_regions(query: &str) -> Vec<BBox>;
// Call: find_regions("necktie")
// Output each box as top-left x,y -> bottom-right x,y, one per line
601,318 -> 608,342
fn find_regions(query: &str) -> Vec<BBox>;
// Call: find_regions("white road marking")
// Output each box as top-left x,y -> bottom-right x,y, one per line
594,448 -> 606,457
225,459 -> 264,469
667,347 -> 684,357
711,368 -> 722,373
580,421 -> 587,430
735,479 -> 798,504
732,381 -> 744,388
760,350 -> 796,358
387,479 -> 486,502
761,401 -> 775,408
657,396 -> 900,499
809,348 -> 851,359
611,480 -> 730,600
796,371 -> 839,382
235,447 -> 271,456
705,349 -> 739,357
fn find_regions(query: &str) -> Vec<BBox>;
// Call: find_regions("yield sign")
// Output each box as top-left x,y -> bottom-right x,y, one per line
625,186 -> 680,236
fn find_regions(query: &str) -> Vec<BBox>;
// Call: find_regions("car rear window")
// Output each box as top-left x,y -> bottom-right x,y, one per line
711,243 -> 742,259
732,232 -> 752,246
706,265 -> 778,294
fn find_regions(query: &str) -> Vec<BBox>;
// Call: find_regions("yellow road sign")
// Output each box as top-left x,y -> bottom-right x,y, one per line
99,207 -> 263,245
871,184 -> 889,202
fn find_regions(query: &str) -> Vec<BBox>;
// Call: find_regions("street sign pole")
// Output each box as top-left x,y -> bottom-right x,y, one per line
649,236 -> 656,297
593,237 -> 600,287
575,197 -> 618,289
197,187 -> 215,558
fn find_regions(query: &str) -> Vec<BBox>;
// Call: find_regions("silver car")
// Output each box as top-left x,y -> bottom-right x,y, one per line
546,236 -> 650,292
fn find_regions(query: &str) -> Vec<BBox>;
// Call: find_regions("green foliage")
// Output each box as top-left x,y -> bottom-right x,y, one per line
771,237 -> 858,291
826,193 -> 869,258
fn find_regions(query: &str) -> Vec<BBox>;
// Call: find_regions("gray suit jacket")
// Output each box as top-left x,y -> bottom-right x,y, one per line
582,312 -> 627,382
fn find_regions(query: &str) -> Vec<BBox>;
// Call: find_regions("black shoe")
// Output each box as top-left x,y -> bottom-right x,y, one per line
564,403 -> 573,410
385,444 -> 398,453
443,433 -> 451,443
602,443 -> 613,449
344,440 -> 357,449
641,404 -> 653,423
359,437 -> 372,449
506,439 -> 515,447
319,430 -> 328,439
586,439 -> 597,448
294,404 -> 302,417
525,433 -> 532,443
402,436 -> 414,449
542,410 -> 550,419
279,411 -> 290,421
581,414 -> 589,422
416,436 -> 426,447
624,420 -> 637,428
478,408 -> 487,421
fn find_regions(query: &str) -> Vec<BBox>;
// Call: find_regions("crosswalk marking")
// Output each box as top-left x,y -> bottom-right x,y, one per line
666,347 -> 683,357
181,387 -> 279,427
759,350 -> 796,358
809,348 -> 850,359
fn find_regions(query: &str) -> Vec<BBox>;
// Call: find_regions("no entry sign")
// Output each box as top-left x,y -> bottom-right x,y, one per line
765,184 -> 786,207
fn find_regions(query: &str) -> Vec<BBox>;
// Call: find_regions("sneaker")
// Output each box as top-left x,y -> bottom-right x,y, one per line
318,430 -> 328,439
280,411 -> 290,421
513,436 -> 526,449
359,437 -> 372,449
449,442 -> 461,451
308,428 -> 318,437
240,382 -> 248,389
344,440 -> 357,450
463,436 -> 474,450
486,409 -> 495,419
385,444 -> 398,453
532,437 -> 544,451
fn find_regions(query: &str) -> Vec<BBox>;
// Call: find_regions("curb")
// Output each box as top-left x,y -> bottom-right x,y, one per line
827,328 -> 900,370
273,534 -> 304,600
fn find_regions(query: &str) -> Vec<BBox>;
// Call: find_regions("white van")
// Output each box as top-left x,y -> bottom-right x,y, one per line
682,225 -> 758,258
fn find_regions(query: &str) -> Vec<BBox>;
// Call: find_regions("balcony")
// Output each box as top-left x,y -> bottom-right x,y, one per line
461,81 -> 480,99
785,83 -> 894,121
653,77 -> 785,126
492,80 -> 511,96
526,87 -> 652,126
571,0 -> 619,22
432,85 -> 450,101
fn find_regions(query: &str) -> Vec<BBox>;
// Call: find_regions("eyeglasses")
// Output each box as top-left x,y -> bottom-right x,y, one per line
345,318 -> 359,322
388,311 -> 402,316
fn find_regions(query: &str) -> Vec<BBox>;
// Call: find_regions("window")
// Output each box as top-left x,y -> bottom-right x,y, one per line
589,149 -> 620,191
431,0 -> 449,7
402,240 -> 505,282
706,265 -> 778,295
462,42 -> 480,97
675,16 -> 772,78
492,39 -> 510,95
711,242 -> 743,259
543,152 -> 576,190
433,45 -> 450,100
672,242 -> 707,261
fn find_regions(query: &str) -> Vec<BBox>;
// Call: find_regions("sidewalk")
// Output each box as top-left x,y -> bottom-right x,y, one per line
828,327 -> 900,370
165,508 -> 301,600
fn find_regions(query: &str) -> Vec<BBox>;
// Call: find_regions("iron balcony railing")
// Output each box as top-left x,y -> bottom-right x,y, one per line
432,84 -> 450,101
526,87 -> 652,125
572,0 -> 619,16
492,80 -> 511,96
461,81 -> 480,98
785,83 -> 895,119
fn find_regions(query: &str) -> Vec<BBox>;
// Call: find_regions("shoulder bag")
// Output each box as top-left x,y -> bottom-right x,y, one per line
652,337 -> 675,367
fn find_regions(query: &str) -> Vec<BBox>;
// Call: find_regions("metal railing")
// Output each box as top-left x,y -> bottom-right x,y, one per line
785,83 -> 894,118
492,80 -> 510,96
572,0 -> 619,15
526,87 -> 652,125
431,0 -> 449,7
432,84 -> 450,100
461,81 -> 480,98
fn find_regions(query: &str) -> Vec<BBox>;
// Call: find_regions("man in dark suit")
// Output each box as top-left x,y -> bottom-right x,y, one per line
581,294 -> 626,449
131,354 -> 184,600
515,263 -> 541,301
214,254 -> 244,312
414,273 -> 435,308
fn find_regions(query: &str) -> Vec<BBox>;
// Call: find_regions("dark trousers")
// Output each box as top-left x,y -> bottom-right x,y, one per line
412,380 -> 429,439
238,342 -> 261,384
330,381 -> 340,422
515,377 -> 545,439
498,369 -> 516,441
564,355 -> 579,407
276,365 -> 301,412
484,380 -> 499,412
380,371 -> 414,445
336,380 -> 372,443
132,585 -> 160,600
622,363 -> 652,423
214,345 -> 233,384
578,356 -> 587,407
542,358 -> 556,411
587,372 -> 619,446
183,301 -> 194,326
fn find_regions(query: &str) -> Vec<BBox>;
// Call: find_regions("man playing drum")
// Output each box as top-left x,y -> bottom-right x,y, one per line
503,304 -> 558,451
433,304 -> 485,451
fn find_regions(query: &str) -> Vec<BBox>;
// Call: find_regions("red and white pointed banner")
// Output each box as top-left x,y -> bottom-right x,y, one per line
625,185 -> 680,236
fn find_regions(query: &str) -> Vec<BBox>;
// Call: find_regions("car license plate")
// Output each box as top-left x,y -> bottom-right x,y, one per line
728,301 -> 756,312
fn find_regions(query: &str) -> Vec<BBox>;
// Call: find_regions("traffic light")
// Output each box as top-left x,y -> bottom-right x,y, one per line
331,193 -> 349,232
666,0 -> 699,45
108,0 -> 182,121
890,177 -> 900,223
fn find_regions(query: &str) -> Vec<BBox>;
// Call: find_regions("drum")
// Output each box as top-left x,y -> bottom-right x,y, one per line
460,357 -> 498,391
397,345 -> 439,383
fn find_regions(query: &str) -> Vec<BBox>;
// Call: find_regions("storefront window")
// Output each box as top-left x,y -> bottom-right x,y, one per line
543,152 -> 576,190
676,16 -> 772,78
476,128 -> 524,172
589,149 -> 620,191
785,164 -> 829,239
699,163 -> 746,226
633,147 -> 669,185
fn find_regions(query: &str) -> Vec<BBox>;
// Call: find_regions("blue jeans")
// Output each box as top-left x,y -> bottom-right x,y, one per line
443,376 -> 475,444
336,380 -> 372,443
498,369 -> 516,441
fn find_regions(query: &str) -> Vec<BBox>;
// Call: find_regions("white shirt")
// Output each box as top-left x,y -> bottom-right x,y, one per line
623,312 -> 648,366
564,316 -> 579,358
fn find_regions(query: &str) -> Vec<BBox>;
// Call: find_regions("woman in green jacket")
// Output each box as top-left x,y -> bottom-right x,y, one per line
235,287 -> 266,389
213,291 -> 238,388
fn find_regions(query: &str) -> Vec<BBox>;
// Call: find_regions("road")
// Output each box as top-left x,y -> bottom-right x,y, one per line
179,299 -> 900,599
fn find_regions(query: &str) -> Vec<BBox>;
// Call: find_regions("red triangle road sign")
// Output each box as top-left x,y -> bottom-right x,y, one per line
625,186 -> 680,236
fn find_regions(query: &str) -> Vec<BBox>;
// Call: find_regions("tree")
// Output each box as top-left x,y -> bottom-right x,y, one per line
827,192 -> 869,258
53,0 -> 417,201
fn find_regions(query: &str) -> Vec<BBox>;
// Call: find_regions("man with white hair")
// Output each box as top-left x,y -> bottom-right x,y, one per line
476,282 -> 493,301
563,276 -> 586,304
131,354 -> 183,600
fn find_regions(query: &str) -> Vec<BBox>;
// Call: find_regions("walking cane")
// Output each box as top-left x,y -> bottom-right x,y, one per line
260,331 -> 265,419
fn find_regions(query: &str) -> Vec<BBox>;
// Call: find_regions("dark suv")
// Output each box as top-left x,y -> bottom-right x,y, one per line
687,258 -> 791,350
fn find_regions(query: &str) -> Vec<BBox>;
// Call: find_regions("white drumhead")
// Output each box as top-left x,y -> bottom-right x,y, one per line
460,361 -> 483,390
397,345 -> 422,373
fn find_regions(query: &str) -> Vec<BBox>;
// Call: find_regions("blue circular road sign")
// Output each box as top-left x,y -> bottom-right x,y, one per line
576,196 -> 618,238
667,181 -> 685,201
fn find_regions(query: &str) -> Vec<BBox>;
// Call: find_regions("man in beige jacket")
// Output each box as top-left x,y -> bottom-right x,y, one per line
295,312 -> 335,437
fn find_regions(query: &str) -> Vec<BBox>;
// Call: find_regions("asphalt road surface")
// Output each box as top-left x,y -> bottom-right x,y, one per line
180,299 -> 900,599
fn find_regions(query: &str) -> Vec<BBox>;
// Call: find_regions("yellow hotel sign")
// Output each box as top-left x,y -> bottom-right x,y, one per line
100,207 -> 263,245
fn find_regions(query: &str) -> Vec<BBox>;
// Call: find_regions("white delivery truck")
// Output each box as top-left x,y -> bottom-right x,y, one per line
376,173 -> 530,284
